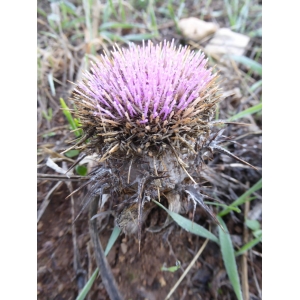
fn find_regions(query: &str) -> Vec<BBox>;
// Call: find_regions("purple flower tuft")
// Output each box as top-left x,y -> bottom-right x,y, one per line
75,40 -> 215,123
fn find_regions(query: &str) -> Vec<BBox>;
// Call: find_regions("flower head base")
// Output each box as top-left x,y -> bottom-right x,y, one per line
73,40 -> 220,156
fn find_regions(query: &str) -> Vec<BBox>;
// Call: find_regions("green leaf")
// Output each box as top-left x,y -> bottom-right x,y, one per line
161,260 -> 181,273
75,165 -> 88,176
253,229 -> 262,238
229,55 -> 262,76
228,102 -> 262,121
42,132 -> 56,138
218,179 -> 262,217
76,227 -> 121,300
235,235 -> 262,257
152,200 -> 219,244
65,149 -> 80,158
245,219 -> 261,231
217,216 -> 243,300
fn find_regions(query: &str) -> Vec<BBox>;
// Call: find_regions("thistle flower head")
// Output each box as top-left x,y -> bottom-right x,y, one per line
69,40 -> 256,253
73,40 -> 219,156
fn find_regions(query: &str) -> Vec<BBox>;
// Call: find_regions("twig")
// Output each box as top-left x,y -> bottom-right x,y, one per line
89,195 -> 123,300
164,238 -> 209,300
37,125 -> 69,137
37,173 -> 90,181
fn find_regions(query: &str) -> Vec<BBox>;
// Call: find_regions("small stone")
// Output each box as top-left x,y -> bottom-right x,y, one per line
43,240 -> 53,251
58,283 -> 64,293
120,243 -> 127,254
205,28 -> 250,58
178,17 -> 218,41
159,276 -> 166,287
37,222 -> 43,231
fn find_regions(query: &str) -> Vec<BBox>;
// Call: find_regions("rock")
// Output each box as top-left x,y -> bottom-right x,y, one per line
205,28 -> 250,58
178,17 -> 218,41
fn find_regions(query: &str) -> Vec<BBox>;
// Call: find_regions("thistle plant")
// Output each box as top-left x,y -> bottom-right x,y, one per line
69,40 -> 253,246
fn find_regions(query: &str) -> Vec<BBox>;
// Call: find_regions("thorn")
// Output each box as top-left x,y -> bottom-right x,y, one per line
223,122 -> 251,126
65,180 -> 90,199
213,145 -> 258,171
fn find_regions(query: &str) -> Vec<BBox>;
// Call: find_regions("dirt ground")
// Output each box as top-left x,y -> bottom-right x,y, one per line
37,0 -> 262,299
37,174 -> 261,300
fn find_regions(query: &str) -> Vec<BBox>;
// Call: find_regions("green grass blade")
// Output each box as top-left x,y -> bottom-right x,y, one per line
60,98 -> 81,137
122,33 -> 158,41
227,102 -> 262,121
218,179 -> 262,217
250,79 -> 262,93
153,200 -> 219,244
230,55 -> 262,76
204,201 -> 241,213
235,235 -> 262,257
75,269 -> 98,300
100,22 -> 145,30
100,31 -> 127,43
148,0 -> 158,34
217,216 -> 243,300
107,0 -> 118,19
76,226 -> 121,300
61,17 -> 85,30
37,7 -> 47,17
104,226 -> 121,256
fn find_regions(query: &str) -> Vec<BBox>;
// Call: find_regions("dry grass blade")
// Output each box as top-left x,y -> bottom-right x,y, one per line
212,145 -> 258,171
89,194 -> 123,300
165,238 -> 209,300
